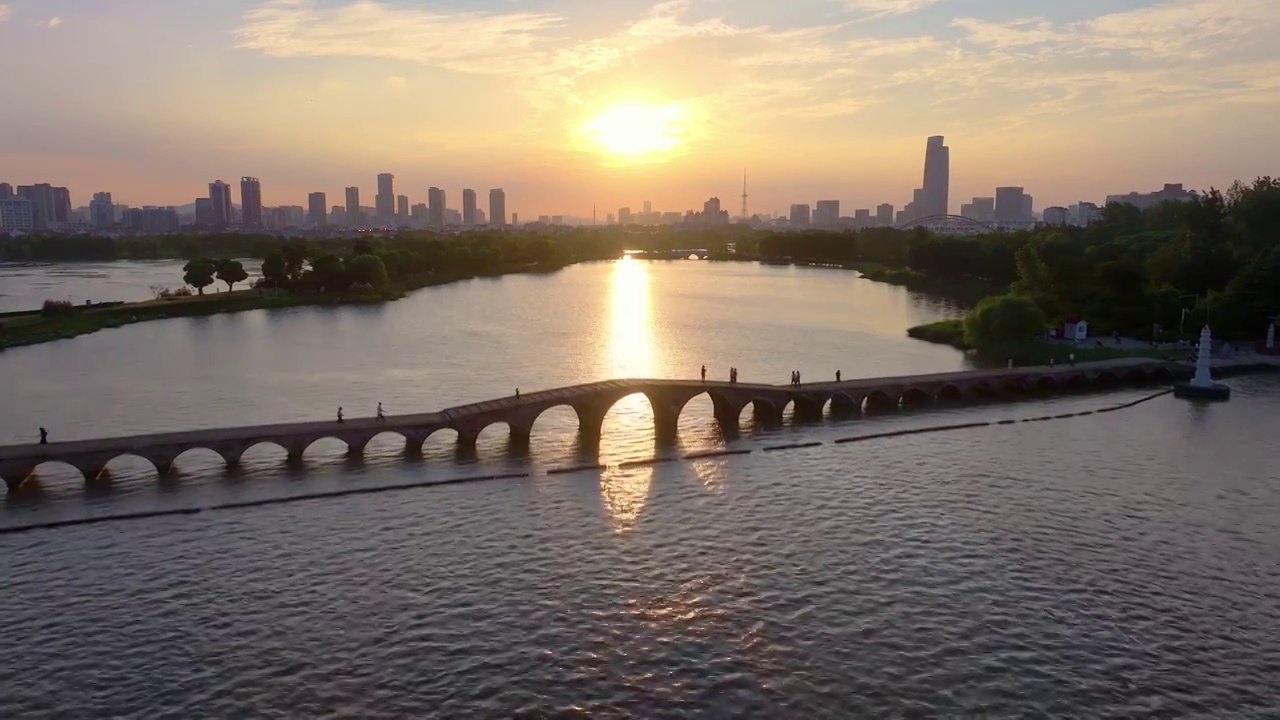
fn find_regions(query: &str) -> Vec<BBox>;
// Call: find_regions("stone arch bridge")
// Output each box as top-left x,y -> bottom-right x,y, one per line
0,358 -> 1183,491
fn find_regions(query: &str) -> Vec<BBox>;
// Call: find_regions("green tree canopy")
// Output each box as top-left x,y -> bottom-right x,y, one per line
963,294 -> 1048,351
309,253 -> 349,291
347,253 -> 390,289
261,250 -> 286,287
182,258 -> 216,295
215,258 -> 249,291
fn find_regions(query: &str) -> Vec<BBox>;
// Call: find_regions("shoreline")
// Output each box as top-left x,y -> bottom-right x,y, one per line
0,261 -> 571,351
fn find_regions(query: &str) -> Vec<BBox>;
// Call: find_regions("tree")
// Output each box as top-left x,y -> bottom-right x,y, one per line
261,250 -> 287,288
216,259 -> 249,292
182,258 -> 216,295
309,253 -> 349,291
1010,243 -> 1059,318
347,253 -> 390,289
963,294 -> 1048,351
282,240 -> 309,281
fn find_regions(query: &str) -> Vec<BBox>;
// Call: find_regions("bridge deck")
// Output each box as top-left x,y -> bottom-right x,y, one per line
0,358 -> 1175,462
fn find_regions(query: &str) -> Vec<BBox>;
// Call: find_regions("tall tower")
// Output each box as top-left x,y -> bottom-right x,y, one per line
240,177 -> 263,227
428,187 -> 446,227
345,186 -> 360,227
376,173 -> 394,225
462,189 -> 477,226
209,180 -> 233,226
922,136 -> 949,217
489,188 -> 506,227
741,168 -> 748,220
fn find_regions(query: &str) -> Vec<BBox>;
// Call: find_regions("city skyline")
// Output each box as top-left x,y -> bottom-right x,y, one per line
2,0 -> 1279,215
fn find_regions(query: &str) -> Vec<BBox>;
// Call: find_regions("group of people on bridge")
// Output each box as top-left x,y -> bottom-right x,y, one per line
335,403 -> 387,424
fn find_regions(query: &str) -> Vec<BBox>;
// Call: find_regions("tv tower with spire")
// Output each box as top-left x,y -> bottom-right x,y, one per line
741,169 -> 748,221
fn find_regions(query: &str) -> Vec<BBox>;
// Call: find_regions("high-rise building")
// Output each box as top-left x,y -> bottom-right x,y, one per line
476,208 -> 487,225
994,187 -> 1025,223
194,198 -> 214,226
427,187 -> 446,227
962,197 -> 995,223
52,187 -> 71,224
606,212 -> 616,225
813,200 -> 840,227
307,192 -> 327,226
790,204 -> 812,226
345,187 -> 360,228
1069,201 -> 1101,226
1022,194 -> 1034,221
511,212 -> 517,226
462,189 -> 477,226
445,208 -> 462,225
240,177 -> 263,227
410,203 -> 427,227
330,206 -> 347,227
208,180 -> 233,226
376,173 -> 395,224
16,184 -> 56,228
0,183 -> 13,199
0,197 -> 36,232
489,188 -> 506,227
90,192 -> 115,228
618,207 -> 632,225
1042,207 -> 1068,225
876,203 -> 894,227
643,201 -> 652,215
551,215 -> 563,225
123,206 -> 180,234
922,135 -> 950,217
397,195 -> 409,222
854,208 -> 871,228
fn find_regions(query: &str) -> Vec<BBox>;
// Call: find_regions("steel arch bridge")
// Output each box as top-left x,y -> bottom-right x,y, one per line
895,214 -> 997,235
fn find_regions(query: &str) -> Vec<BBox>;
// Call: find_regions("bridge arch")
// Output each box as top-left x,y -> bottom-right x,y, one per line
31,459 -> 100,486
828,392 -> 863,415
102,452 -> 164,480
936,384 -> 964,401
864,389 -> 899,412
900,387 -> 932,406
970,381 -> 998,398
895,214 -> 998,233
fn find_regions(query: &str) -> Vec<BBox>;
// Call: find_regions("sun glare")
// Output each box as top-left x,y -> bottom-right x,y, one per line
580,102 -> 687,161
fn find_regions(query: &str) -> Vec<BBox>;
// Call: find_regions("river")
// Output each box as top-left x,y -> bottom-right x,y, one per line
1,259 -> 1277,717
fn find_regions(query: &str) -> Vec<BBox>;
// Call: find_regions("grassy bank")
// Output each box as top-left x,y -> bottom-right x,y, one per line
0,261 -> 569,351
906,318 -> 1185,366
860,268 -> 1002,305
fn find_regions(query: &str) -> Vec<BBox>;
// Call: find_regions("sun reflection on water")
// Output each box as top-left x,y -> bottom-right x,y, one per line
599,258 -> 657,530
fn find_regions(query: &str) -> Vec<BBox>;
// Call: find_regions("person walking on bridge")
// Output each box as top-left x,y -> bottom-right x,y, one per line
377,402 -> 386,422
39,427 -> 48,445
337,407 -> 344,424
836,370 -> 841,382
701,365 -> 707,382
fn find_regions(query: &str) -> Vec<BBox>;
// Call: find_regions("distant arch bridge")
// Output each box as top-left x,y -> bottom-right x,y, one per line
895,214 -> 997,235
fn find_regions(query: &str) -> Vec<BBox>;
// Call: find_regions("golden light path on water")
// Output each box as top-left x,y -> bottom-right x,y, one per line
600,256 -> 656,532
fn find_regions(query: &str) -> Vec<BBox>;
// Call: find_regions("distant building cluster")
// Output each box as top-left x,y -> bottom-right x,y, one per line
0,148 -> 1205,237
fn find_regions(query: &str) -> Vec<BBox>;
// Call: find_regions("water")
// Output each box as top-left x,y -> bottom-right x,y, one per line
0,260 -> 260,313
2,260 -> 1279,717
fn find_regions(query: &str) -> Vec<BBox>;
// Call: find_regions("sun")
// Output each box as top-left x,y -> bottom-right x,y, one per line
580,102 -> 687,161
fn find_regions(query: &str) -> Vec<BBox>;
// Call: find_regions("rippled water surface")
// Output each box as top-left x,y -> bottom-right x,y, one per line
2,260 -> 1278,717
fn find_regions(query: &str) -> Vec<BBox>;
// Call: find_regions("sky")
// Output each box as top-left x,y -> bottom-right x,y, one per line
1,0 -> 1279,217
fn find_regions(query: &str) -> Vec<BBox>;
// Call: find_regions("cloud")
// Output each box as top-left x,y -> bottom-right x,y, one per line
234,0 -> 563,74
47,16 -> 62,28
382,75 -> 407,93
0,5 -> 11,22
844,0 -> 948,17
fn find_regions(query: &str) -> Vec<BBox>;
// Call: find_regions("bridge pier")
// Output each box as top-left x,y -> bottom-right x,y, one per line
2,462 -> 36,493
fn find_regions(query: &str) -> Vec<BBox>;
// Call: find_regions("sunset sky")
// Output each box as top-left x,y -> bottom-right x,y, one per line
1,0 -> 1278,217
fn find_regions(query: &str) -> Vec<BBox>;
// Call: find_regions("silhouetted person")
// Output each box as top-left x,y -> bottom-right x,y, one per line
376,402 -> 385,422
515,388 -> 520,398
796,371 -> 801,387
1069,353 -> 1076,366
39,427 -> 48,445
337,407 -> 344,423
836,370 -> 841,382
701,365 -> 706,382
1049,357 -> 1056,368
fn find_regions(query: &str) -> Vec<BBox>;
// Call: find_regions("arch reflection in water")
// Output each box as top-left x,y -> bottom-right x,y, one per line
601,258 -> 659,461
599,465 -> 652,533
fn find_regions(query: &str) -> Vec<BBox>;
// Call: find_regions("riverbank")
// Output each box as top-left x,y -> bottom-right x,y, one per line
904,318 -> 1190,366
0,261 -> 569,350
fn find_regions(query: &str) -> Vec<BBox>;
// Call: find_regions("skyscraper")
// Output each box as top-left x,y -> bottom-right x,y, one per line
489,188 -> 506,227
0,183 -> 13,199
240,177 -> 263,227
308,192 -> 327,226
90,192 -> 115,228
994,187 -> 1025,223
345,187 -> 361,227
397,194 -> 409,221
462,189 -> 477,225
814,200 -> 840,226
428,187 -> 446,227
876,204 -> 894,227
618,207 -> 632,225
209,180 -> 233,226
922,135 -> 950,217
790,204 -> 812,226
376,173 -> 395,225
